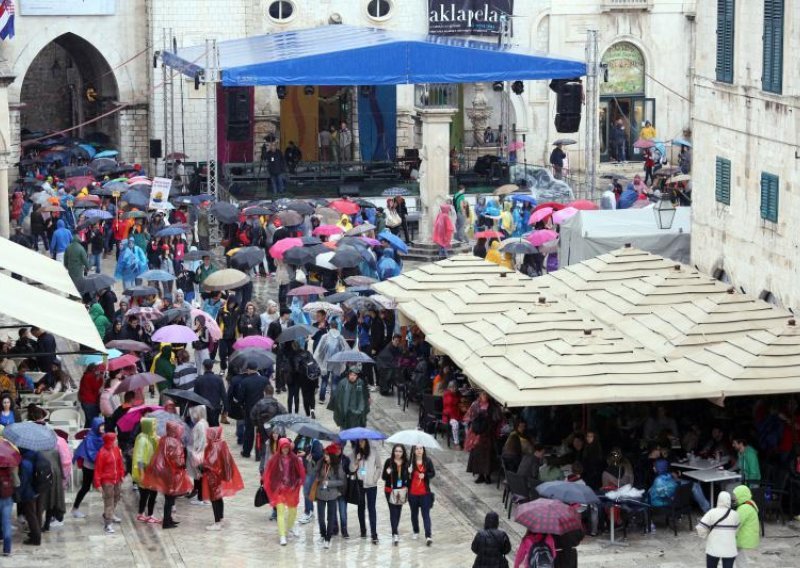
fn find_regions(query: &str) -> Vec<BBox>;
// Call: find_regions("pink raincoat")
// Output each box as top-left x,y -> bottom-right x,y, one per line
432,204 -> 455,249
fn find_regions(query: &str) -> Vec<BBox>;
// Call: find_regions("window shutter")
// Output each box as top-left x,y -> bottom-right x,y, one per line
715,158 -> 731,205
716,0 -> 735,83
760,173 -> 779,222
762,0 -> 784,93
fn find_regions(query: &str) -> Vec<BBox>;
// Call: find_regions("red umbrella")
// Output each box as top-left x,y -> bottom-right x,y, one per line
474,230 -> 505,240
96,353 -> 139,372
312,224 -> 344,237
66,176 -> 96,191
528,207 -> 553,225
287,285 -> 328,297
0,439 -> 21,467
514,499 -> 582,535
76,194 -> 101,204
534,201 -> 566,212
633,138 -> 655,149
190,308 -> 222,341
329,199 -> 360,215
569,200 -> 599,211
269,237 -> 303,260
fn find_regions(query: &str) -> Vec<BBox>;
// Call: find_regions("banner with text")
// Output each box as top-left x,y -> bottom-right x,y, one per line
428,0 -> 513,36
149,177 -> 172,211
20,0 -> 115,16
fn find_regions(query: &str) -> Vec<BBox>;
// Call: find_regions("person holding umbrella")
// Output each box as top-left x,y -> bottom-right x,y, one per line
315,442 -> 348,548
132,417 -> 160,524
347,438 -> 383,543
202,426 -> 244,531
382,443 -> 410,545
263,437 -> 306,546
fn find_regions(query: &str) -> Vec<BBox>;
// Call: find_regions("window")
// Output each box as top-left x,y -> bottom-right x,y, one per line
367,0 -> 392,20
715,157 -> 731,205
762,0 -> 784,93
268,1 -> 294,22
760,172 -> 779,223
716,0 -> 735,83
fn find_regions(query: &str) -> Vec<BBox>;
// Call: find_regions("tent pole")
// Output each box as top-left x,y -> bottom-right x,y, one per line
585,30 -> 599,200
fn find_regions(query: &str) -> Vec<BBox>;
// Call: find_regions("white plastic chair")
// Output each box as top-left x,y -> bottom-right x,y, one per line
47,408 -> 82,431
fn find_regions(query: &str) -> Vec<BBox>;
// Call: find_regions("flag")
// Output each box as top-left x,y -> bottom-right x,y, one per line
0,0 -> 14,41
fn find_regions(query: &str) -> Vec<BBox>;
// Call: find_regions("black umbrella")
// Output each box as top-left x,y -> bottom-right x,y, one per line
330,248 -> 363,269
353,198 -> 375,209
128,183 -> 151,195
123,285 -> 159,298
282,200 -> 314,215
184,249 -> 211,261
58,165 -> 92,177
229,348 -> 275,373
209,202 -> 239,224
267,413 -> 313,429
301,236 -> 322,246
304,244 -> 330,257
162,388 -> 215,409
337,236 -> 369,250
90,158 -> 117,174
277,324 -> 316,343
501,239 -> 537,255
230,246 -> 266,270
159,307 -> 191,324
283,247 -> 314,265
294,421 -> 340,442
242,205 -> 274,216
73,200 -> 99,210
122,210 -> 149,220
307,197 -> 329,207
91,186 -> 124,197
78,273 -> 116,295
324,291 -> 356,304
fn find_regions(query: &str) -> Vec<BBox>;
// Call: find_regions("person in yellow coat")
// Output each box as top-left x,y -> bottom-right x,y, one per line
484,240 -> 513,270
336,214 -> 353,233
132,417 -> 160,523
499,201 -> 514,237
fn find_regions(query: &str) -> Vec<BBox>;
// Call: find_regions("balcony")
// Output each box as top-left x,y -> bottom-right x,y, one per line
414,83 -> 459,111
601,0 -> 653,11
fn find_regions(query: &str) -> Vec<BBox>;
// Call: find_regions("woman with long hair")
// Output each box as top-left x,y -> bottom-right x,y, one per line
347,438 -> 383,544
408,445 -> 436,546
263,438 -> 306,545
382,443 -> 410,545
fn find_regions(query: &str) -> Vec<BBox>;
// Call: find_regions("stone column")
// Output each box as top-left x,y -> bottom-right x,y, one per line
0,65 -> 15,239
416,108 -> 456,243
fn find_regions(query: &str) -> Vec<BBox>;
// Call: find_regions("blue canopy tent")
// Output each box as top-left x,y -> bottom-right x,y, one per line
161,25 -> 586,85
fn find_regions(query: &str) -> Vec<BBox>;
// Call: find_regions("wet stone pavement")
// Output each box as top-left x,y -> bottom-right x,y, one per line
6,252 -> 800,567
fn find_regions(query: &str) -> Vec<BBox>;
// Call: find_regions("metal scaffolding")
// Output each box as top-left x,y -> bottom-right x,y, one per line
584,30 -> 599,199
203,38 -> 219,202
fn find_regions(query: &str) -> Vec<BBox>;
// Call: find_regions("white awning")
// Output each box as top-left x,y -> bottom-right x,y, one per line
0,272 -> 105,352
0,237 -> 80,297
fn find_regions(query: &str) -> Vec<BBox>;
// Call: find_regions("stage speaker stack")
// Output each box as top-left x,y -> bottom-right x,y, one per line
550,79 -> 583,134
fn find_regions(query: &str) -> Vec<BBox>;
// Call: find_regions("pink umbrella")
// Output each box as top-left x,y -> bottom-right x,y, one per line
66,176 -> 95,190
127,176 -> 151,185
360,236 -> 381,246
633,138 -> 655,149
527,229 -> 559,247
233,336 -> 275,351
329,199 -> 360,215
507,140 -> 524,152
569,199 -> 600,211
528,207 -> 554,225
190,308 -> 222,341
269,237 -> 303,260
151,324 -> 198,344
552,207 -> 579,224
312,224 -> 344,237
116,404 -> 163,433
287,285 -> 328,297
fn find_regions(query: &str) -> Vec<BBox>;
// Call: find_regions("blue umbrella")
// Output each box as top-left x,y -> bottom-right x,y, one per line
3,422 -> 58,451
338,427 -> 386,441
382,187 -> 410,197
83,209 -> 113,220
139,269 -> 176,282
78,144 -> 97,158
191,193 -> 215,204
102,180 -> 128,192
155,225 -> 188,238
94,149 -> 119,159
77,349 -> 123,366
122,191 -> 149,209
377,230 -> 409,254
511,194 -> 537,205
672,138 -> 692,148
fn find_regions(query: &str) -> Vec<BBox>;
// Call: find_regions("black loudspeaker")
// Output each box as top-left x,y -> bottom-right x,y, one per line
556,82 -> 583,115
149,139 -> 162,159
555,114 -> 582,133
338,184 -> 360,197
474,154 -> 499,176
226,88 -> 252,141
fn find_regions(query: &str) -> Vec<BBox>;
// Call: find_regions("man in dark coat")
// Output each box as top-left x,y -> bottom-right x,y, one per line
267,308 -> 292,393
98,287 -> 118,323
30,327 -> 57,386
193,359 -> 227,427
250,384 -> 287,460
216,295 -> 241,372
375,333 -> 403,396
230,361 -> 268,459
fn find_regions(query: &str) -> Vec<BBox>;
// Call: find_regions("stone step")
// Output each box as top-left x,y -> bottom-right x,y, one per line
403,241 -> 472,261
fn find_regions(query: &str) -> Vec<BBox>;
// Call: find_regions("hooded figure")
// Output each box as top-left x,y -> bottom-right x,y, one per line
63,233 -> 90,283
499,201 -> 514,234
647,458 -> 678,507
74,416 -> 105,466
485,241 -> 512,270
337,214 -> 353,232
142,421 -> 193,497
263,438 -> 305,505
114,238 -> 147,284
93,432 -> 125,488
432,203 -> 455,251
732,485 -> 760,551
132,417 -> 159,486
696,491 -> 740,562
202,426 -> 244,502
186,405 -> 208,484
471,511 -> 512,568
377,248 -> 401,281
151,344 -> 175,393
511,205 -> 525,238
332,371 -> 369,429
49,219 -> 72,256
89,303 -> 112,339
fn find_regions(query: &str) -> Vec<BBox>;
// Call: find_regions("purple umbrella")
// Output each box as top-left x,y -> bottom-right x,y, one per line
151,324 -> 198,344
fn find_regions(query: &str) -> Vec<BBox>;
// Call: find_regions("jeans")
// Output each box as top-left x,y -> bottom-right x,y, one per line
81,402 -> 100,428
91,252 -> 102,273
385,492 -> 403,536
706,555 -> 735,568
679,480 -> 711,513
357,483 -> 378,538
319,372 -> 331,402
270,174 -> 286,194
242,415 -> 256,457
0,496 -> 12,553
287,383 -> 300,414
408,493 -> 432,538
332,496 -> 348,535
218,338 -> 235,371
302,470 -> 316,515
317,499 -> 338,541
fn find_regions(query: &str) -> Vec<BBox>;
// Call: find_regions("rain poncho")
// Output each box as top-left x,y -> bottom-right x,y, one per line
617,188 -> 640,210
333,377 -> 369,429
187,406 -> 208,480
485,241 -> 513,270
114,239 -> 148,282
132,417 -> 159,485
512,206 -> 525,237
64,234 -> 90,282
337,214 -> 353,232
432,204 -> 455,249
483,198 -> 501,219
49,219 -> 72,255
262,438 -> 305,507
202,426 -> 244,501
151,345 -> 175,393
377,249 -> 401,281
647,459 -> 678,507
733,485 -> 760,549
141,421 -> 193,496
73,416 -> 105,466
500,202 -> 514,233
313,328 -> 349,376
93,433 -> 125,487
89,303 -> 111,339
290,297 -> 310,326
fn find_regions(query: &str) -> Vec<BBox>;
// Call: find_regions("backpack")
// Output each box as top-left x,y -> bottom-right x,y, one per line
0,467 -> 15,499
296,350 -> 321,383
528,544 -> 554,568
32,453 -> 53,495
471,411 -> 488,435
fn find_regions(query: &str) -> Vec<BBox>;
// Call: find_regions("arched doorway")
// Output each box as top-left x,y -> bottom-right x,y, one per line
599,41 -> 655,162
20,33 -> 119,144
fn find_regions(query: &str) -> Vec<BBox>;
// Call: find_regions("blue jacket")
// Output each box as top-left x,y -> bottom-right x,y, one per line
17,450 -> 38,501
377,249 -> 400,281
114,239 -> 147,282
648,460 -> 678,507
50,219 -> 72,254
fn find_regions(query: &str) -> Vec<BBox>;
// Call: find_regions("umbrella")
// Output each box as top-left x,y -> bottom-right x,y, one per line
633,138 -> 655,149
209,201 -> 239,224
270,237 -> 304,260
0,439 -> 22,467
277,324 -> 316,343
344,296 -> 379,311
229,348 -> 275,373
337,427 -> 386,441
283,247 -> 314,265
123,285 -> 159,298
230,247 -> 266,270
242,205 -> 274,216
330,248 -> 363,269
67,176 -> 97,190
190,308 -> 222,341
77,349 -> 122,366
474,230 -> 505,240
668,174 -> 692,183
162,389 -> 214,409
202,269 -> 250,292
122,210 -> 149,220
500,239 -> 537,255
287,285 -> 328,297
553,207 -> 578,224
371,294 -> 397,310
314,251 -> 336,270
345,223 -> 376,237
113,372 -> 164,394
302,302 -> 343,317
307,197 -> 329,207
128,183 -> 152,195
552,138 -> 577,146
159,307 -> 191,324
385,430 -> 442,450
276,210 -> 303,227
127,175 -> 151,185
184,249 -> 211,261
510,194 -> 537,205
152,324 -> 197,344
82,209 -> 113,221
105,340 -> 151,352
493,183 -> 519,196
116,405 -> 164,432
655,166 -> 681,177
267,413 -> 313,429
280,200 -> 315,216
377,231 -> 408,254
294,422 -> 340,442
352,198 -> 375,209
155,225 -> 189,238
165,152 -> 189,160
78,273 -> 116,294
300,236 -> 322,246
92,183 -> 123,196
328,350 -> 374,364
360,236 -> 381,247
94,149 -> 119,159
672,138 -> 692,147
527,229 -> 559,247
507,140 -> 524,152
324,291 -> 356,304
233,335 -> 274,351
121,192 -> 149,209
513,499 -> 582,535
344,275 -> 377,287
77,144 -> 97,159
337,237 -> 368,250
528,207 -> 554,225
536,481 -> 600,505
382,187 -> 410,197
569,199 -> 599,211
329,199 -> 360,215
73,200 -> 99,210
125,306 -> 163,320
96,354 -> 140,372
149,410 -> 187,438
3,422 -> 58,451
139,269 -> 176,282
312,224 -> 344,237
315,207 -> 341,224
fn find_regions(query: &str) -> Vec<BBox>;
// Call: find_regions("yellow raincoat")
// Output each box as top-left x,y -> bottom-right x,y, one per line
500,202 -> 514,234
337,214 -> 353,232
132,417 -> 159,485
484,241 -> 513,270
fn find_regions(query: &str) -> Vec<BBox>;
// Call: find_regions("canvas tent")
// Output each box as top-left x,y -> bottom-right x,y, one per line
0,236 -> 80,297
558,207 -> 691,266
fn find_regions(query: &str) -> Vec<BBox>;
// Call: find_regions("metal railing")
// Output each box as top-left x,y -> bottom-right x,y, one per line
601,0 -> 653,10
414,83 -> 459,110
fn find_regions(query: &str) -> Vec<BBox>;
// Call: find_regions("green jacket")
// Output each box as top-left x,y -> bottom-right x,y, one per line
331,378 -> 369,429
733,485 -> 760,549
89,303 -> 111,339
63,236 -> 90,282
737,446 -> 761,484
194,263 -> 217,285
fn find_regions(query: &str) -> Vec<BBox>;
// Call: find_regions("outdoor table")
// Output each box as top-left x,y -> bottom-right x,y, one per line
671,457 -> 726,471
597,495 -> 650,547
682,468 -> 741,502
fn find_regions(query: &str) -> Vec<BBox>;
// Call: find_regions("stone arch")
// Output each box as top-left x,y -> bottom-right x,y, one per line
18,33 -> 120,144
599,38 -> 651,96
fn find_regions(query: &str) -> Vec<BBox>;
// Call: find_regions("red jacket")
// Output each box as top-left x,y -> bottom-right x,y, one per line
442,390 -> 463,423
78,369 -> 104,406
93,433 -> 126,487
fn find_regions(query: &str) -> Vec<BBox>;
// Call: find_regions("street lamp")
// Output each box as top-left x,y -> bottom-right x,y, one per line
654,192 -> 676,230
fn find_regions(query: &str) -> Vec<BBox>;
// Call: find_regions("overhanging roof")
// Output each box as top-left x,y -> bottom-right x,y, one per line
161,25 -> 586,87
0,237 -> 80,298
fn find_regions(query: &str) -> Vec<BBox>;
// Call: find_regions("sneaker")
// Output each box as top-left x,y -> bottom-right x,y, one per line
426,537 -> 432,546
310,410 -> 316,419
280,536 -> 287,546
136,514 -> 149,523
372,536 -> 379,545
189,500 -> 206,506
324,540 -> 331,549
104,524 -> 115,534
412,533 -> 418,540
147,517 -> 162,524
298,512 -> 313,524
392,534 -> 399,546
205,523 -> 222,531
49,519 -> 64,528
112,515 -> 122,523
71,509 -> 86,519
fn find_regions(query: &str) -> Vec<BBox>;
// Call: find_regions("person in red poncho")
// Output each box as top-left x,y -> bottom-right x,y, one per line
93,432 -> 125,534
432,203 -> 455,258
202,426 -> 244,531
262,437 -> 306,545
142,421 -> 193,529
